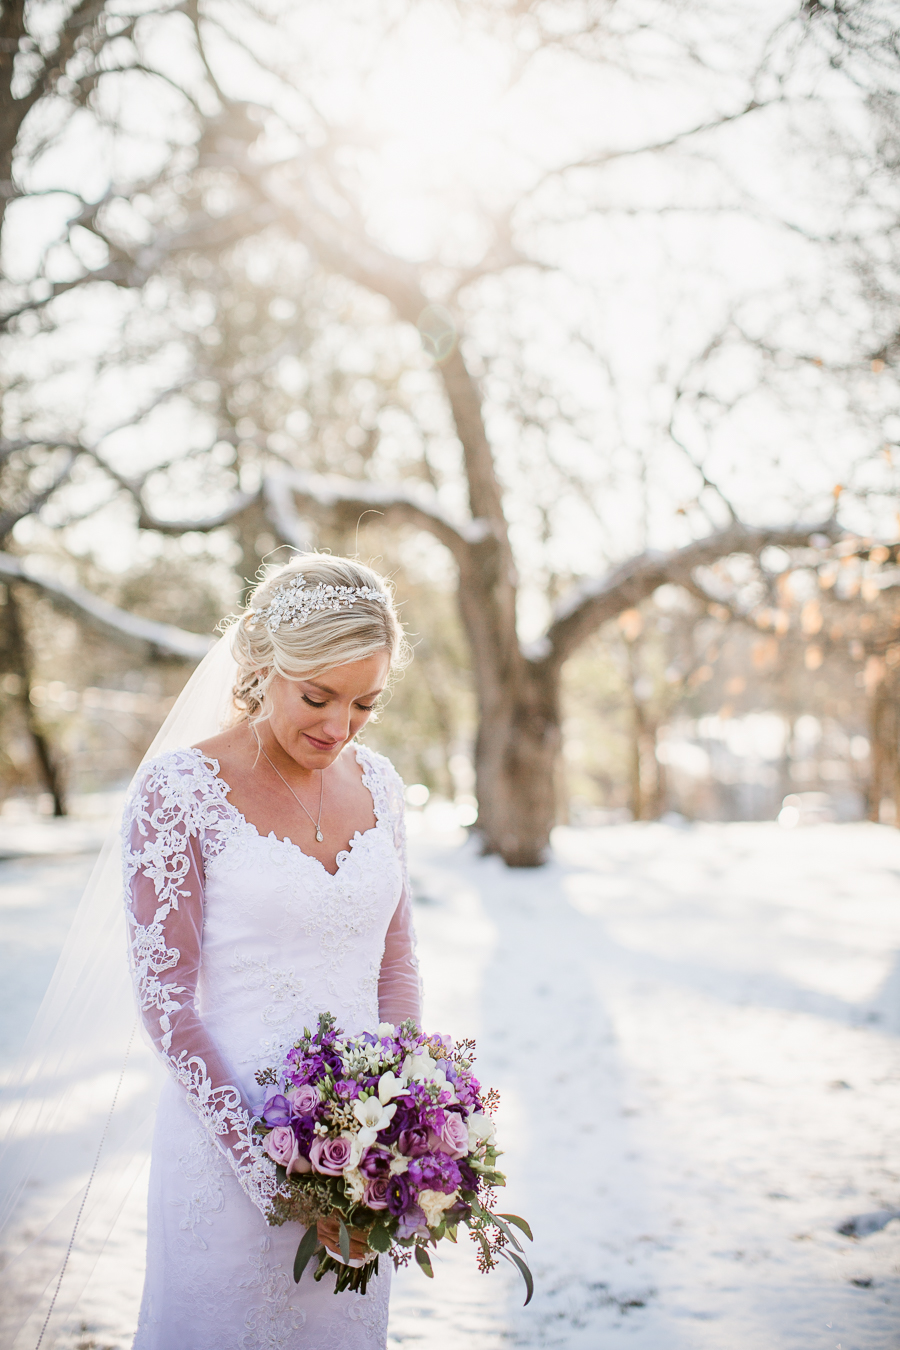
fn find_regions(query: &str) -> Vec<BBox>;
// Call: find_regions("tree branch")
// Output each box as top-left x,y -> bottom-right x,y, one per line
0,553 -> 213,661
269,469 -> 488,565
537,517 -> 841,668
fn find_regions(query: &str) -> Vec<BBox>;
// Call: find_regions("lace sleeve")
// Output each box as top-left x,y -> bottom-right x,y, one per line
122,753 -> 279,1217
374,757 -> 423,1028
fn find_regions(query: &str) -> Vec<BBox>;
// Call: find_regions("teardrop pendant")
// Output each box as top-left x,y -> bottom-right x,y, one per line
316,830 -> 324,842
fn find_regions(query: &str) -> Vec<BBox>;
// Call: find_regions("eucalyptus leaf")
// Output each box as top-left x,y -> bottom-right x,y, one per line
414,1244 -> 434,1278
498,1212 -> 534,1243
486,1212 -> 524,1253
501,1249 -> 535,1305
292,1225 -> 322,1284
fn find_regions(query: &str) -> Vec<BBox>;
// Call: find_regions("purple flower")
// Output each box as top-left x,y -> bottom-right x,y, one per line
408,1152 -> 462,1195
262,1094 -> 293,1127
363,1177 -> 391,1210
359,1147 -> 393,1180
309,1134 -> 354,1176
385,1173 -> 412,1217
457,1160 -> 478,1192
333,1079 -> 361,1101
396,1203 -> 429,1239
398,1125 -> 430,1158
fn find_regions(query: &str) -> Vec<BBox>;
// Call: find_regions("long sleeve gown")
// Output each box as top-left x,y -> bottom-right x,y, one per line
121,742 -> 422,1350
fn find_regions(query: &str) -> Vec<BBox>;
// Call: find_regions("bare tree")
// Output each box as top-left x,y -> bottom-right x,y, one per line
1,0 -> 896,860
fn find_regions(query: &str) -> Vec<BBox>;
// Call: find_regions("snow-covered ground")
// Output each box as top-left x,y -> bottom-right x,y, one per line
1,815 -> 898,1348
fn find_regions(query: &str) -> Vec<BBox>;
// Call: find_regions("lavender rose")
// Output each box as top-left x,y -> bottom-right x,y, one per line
363,1176 -> 391,1210
288,1084 -> 319,1116
436,1112 -> 469,1159
264,1126 -> 298,1169
309,1134 -> 354,1176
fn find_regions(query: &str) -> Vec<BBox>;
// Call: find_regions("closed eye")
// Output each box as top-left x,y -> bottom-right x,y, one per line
302,695 -> 327,708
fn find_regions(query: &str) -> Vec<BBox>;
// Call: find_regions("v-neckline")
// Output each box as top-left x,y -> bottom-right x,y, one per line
189,744 -> 382,879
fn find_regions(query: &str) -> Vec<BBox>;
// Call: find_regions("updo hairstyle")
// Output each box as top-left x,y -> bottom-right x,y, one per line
229,554 -> 409,722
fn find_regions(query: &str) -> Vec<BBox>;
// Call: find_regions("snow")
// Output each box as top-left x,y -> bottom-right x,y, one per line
1,815 -> 898,1348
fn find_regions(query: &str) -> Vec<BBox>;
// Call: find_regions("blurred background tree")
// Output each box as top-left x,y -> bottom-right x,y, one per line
1,0 -> 899,860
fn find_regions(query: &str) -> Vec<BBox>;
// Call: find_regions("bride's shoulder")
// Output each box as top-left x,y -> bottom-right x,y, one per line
127,746 -> 222,810
354,742 -> 406,819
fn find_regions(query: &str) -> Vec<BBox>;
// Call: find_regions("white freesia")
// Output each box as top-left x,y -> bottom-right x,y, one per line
377,1071 -> 406,1105
467,1112 -> 496,1152
352,1095 -> 397,1148
401,1050 -> 435,1083
418,1188 -> 458,1228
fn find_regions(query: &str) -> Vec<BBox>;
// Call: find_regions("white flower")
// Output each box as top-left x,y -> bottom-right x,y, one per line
377,1071 -> 406,1105
343,1166 -> 366,1204
377,1022 -> 396,1038
418,1188 -> 458,1228
388,1149 -> 409,1175
467,1113 -> 496,1152
352,1095 -> 397,1148
340,1129 -> 364,1171
401,1050 -> 435,1083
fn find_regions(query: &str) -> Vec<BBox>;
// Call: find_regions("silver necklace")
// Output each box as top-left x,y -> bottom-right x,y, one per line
254,729 -> 325,842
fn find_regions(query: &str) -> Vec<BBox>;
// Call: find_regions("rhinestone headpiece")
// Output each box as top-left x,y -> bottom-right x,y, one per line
248,578 -> 388,634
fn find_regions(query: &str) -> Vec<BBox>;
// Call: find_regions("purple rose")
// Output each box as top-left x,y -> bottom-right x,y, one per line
408,1152 -> 461,1195
359,1146 -> 393,1180
309,1134 -> 354,1176
288,1084 -> 320,1117
262,1094 -> 292,1127
437,1112 -> 469,1160
333,1079 -> 361,1101
398,1125 -> 430,1157
457,1159 -> 478,1192
385,1173 -> 412,1217
363,1177 -> 391,1210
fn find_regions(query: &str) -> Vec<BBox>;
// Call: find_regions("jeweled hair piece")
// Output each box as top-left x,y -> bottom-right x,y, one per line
248,578 -> 388,634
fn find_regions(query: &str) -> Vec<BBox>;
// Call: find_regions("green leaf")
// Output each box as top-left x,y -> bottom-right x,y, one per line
338,1216 -> 351,1264
445,1225 -> 458,1244
501,1249 -> 535,1306
498,1213 -> 534,1243
484,1211 -> 523,1253
414,1244 -> 434,1278
368,1223 -> 392,1254
292,1225 -> 322,1284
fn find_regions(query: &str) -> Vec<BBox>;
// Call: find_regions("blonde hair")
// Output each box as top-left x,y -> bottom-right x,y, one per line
229,554 -> 409,722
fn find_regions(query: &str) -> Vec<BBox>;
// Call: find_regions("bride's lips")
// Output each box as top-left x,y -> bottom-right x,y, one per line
304,732 -> 341,751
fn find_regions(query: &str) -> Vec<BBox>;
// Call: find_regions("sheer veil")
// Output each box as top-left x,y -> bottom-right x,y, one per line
0,631 -> 239,1350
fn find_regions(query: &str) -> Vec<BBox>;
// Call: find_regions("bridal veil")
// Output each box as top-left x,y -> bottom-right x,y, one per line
0,632 -> 238,1349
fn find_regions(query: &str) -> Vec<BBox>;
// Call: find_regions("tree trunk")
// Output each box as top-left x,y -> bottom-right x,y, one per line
5,587 -> 67,815
472,660 -> 561,867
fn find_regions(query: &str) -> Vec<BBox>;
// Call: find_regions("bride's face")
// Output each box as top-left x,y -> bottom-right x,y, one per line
262,650 -> 391,770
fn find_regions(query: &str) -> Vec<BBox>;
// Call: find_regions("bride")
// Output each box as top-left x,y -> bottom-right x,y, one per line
123,554 -> 421,1349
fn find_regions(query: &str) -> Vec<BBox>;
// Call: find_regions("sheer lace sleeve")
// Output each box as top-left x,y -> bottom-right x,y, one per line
121,751 -> 279,1217
369,754 -> 423,1028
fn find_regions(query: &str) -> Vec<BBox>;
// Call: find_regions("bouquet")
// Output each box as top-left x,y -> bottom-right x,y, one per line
254,1013 -> 533,1300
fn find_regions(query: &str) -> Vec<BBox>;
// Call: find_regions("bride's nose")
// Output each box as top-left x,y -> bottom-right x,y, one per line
319,706 -> 352,742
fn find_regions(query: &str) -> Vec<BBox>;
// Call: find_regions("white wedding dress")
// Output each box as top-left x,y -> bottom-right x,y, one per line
121,741 -> 421,1350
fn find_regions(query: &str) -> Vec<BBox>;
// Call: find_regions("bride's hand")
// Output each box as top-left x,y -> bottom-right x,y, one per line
316,1214 -> 370,1262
